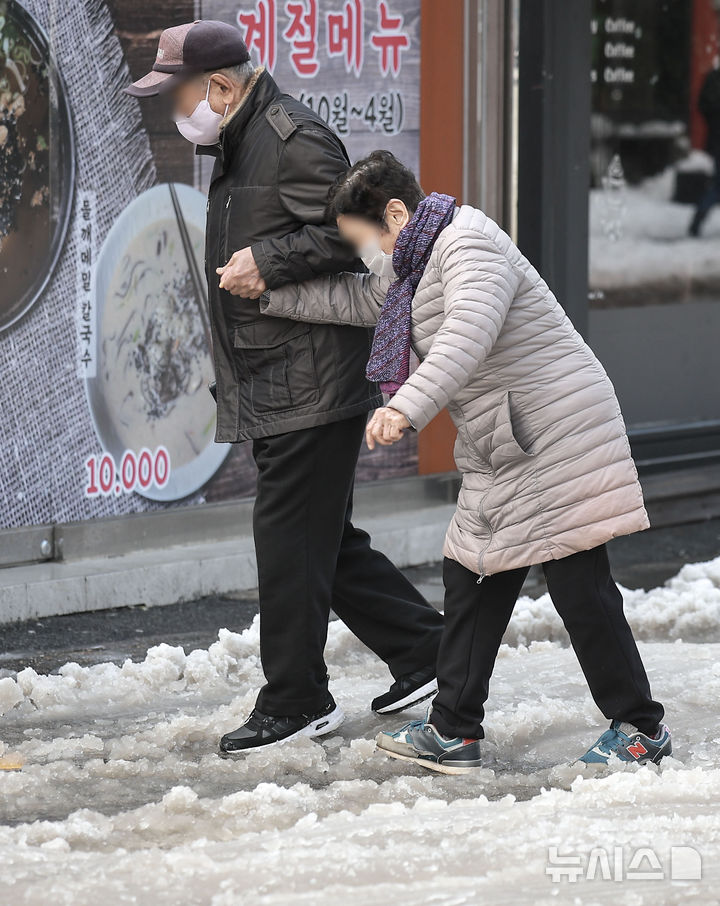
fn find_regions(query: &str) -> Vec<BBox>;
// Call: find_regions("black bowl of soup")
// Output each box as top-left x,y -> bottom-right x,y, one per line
0,0 -> 75,332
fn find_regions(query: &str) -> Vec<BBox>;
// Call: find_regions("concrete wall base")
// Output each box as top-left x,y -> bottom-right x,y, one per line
0,505 -> 456,626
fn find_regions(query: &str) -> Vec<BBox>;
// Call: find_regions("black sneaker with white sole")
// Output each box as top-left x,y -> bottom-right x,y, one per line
371,665 -> 438,714
219,695 -> 345,754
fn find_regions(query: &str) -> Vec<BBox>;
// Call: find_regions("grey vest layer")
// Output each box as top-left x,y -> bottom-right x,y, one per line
263,205 -> 649,576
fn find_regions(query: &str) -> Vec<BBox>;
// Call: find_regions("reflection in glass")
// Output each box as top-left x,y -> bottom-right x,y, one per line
589,0 -> 720,433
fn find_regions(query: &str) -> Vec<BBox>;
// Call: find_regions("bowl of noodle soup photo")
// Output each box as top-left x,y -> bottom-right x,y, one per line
0,0 -> 74,332
86,183 -> 230,503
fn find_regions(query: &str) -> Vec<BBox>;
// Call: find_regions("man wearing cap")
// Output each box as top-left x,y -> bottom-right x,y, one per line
126,20 -> 443,754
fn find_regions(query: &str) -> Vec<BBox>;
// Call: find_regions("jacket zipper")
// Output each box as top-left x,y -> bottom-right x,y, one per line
222,194 -> 232,264
476,496 -> 494,583
454,408 -> 494,583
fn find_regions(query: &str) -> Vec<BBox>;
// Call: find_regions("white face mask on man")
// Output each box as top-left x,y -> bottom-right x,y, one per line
174,80 -> 229,146
360,240 -> 396,278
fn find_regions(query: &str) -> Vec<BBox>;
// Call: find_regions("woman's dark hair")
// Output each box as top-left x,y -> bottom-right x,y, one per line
325,150 -> 425,226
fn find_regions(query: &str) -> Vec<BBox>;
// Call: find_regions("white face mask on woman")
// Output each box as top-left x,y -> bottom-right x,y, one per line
174,81 -> 229,146
360,239 -> 396,278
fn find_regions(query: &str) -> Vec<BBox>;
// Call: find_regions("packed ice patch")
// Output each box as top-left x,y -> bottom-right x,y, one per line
2,555 -> 720,904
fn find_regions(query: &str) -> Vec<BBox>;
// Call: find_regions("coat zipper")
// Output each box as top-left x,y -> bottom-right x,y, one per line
222,194 -> 232,264
476,496 -> 494,583
454,408 -> 494,584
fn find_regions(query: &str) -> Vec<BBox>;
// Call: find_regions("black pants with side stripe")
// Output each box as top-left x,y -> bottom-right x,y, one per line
431,546 -> 664,739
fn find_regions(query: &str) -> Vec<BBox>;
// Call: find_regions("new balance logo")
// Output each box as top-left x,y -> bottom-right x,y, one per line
626,740 -> 648,759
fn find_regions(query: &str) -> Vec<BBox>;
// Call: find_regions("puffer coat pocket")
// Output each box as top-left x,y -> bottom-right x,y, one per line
489,392 -> 535,471
233,320 -> 320,415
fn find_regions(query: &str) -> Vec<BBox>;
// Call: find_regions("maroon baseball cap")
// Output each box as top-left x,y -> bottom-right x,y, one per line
124,20 -> 251,98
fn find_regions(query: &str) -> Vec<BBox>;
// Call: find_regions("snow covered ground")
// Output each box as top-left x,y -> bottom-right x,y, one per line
2,556 -> 720,905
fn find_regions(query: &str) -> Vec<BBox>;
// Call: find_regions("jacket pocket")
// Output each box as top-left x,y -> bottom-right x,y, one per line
233,320 -> 320,415
489,392 -> 534,471
220,186 -> 283,267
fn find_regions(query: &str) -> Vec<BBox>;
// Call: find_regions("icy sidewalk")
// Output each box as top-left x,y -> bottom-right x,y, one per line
2,558 -> 720,904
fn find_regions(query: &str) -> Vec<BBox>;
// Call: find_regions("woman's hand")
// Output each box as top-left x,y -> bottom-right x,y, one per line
366,407 -> 411,450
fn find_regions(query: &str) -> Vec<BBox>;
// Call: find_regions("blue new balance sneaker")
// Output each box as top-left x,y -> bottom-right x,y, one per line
376,714 -> 482,774
579,720 -> 672,766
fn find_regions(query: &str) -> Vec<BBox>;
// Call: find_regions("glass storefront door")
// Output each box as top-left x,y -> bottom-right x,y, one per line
588,0 -> 720,462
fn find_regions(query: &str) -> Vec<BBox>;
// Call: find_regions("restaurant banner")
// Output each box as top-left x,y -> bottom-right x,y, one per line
0,0 -> 420,531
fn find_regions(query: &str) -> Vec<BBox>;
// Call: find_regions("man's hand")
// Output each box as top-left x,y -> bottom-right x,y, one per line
217,247 -> 267,299
366,407 -> 411,450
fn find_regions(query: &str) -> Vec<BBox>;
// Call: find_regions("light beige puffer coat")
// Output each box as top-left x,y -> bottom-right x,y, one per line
262,205 -> 649,577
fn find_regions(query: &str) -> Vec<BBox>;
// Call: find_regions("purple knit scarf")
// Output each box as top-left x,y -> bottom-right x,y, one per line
366,192 -> 456,395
